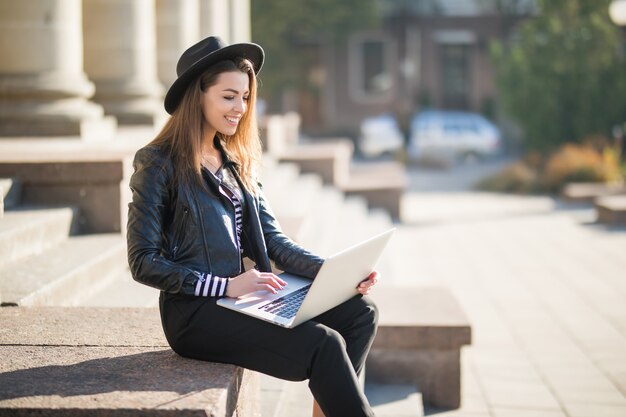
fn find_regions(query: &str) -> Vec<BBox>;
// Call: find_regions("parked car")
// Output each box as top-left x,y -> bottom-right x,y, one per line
408,110 -> 502,164
357,113 -> 405,158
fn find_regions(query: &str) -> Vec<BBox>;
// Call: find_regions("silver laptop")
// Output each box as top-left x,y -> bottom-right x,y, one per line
217,228 -> 395,328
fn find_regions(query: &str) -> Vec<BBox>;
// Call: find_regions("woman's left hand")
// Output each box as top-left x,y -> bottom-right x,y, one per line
357,271 -> 379,295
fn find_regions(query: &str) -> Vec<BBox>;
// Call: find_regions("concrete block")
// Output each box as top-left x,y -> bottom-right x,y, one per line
367,286 -> 472,409
595,195 -> 626,226
0,158 -> 132,234
22,183 -> 124,233
278,139 -> 354,186
340,161 -> 407,220
0,307 -> 260,417
561,182 -> 626,203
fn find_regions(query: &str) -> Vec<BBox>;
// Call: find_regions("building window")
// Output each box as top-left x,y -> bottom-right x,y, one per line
349,33 -> 396,102
441,44 -> 471,109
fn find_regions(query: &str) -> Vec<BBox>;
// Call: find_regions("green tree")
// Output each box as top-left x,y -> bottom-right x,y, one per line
251,0 -> 379,112
492,0 -> 626,152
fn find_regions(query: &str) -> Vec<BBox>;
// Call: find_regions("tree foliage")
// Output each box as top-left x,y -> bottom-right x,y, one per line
251,0 -> 379,111
492,0 -> 626,152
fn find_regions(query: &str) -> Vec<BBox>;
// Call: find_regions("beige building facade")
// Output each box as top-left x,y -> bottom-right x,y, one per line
0,0 -> 251,140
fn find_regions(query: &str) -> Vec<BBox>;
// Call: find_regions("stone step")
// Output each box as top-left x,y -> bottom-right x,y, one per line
78,266 -> 159,308
259,160 -> 301,197
269,172 -> 324,243
326,195 -> 372,253
0,206 -> 76,268
294,186 -> 345,256
261,159 -> 396,255
260,374 -> 424,417
0,233 -> 126,306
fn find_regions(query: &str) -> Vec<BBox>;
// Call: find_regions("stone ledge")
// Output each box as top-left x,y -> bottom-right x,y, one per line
340,162 -> 408,220
0,346 -> 254,417
0,158 -> 133,233
0,307 -> 260,417
561,182 -> 626,203
595,195 -> 626,225
0,307 -> 165,346
368,286 -> 472,410
372,286 -> 471,349
278,139 -> 354,186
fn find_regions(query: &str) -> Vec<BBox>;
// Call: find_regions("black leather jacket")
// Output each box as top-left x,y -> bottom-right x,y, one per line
127,144 -> 324,295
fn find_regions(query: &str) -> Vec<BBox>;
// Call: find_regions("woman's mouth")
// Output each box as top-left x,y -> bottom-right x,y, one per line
225,116 -> 239,125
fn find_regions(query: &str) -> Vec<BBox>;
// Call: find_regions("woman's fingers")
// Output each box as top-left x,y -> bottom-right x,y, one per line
255,272 -> 286,293
357,271 -> 380,294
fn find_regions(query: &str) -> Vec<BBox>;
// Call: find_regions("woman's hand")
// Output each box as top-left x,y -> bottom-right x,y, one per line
226,269 -> 287,298
357,271 -> 379,295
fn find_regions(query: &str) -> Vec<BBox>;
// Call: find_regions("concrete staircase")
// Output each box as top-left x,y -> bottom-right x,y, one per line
0,177 -> 129,307
1,156 -> 424,416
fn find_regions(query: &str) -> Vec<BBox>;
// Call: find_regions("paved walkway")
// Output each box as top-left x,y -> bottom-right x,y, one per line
262,189 -> 626,416
390,190 -> 626,416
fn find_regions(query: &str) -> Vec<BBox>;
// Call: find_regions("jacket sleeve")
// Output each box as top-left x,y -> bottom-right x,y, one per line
256,184 -> 324,279
126,147 -> 199,293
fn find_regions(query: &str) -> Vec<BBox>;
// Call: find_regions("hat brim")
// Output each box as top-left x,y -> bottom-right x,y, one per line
164,42 -> 264,114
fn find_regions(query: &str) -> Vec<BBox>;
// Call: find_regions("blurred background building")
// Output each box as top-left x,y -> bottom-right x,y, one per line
252,0 -> 537,140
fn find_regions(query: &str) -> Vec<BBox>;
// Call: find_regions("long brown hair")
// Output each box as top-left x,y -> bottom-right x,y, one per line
150,58 -> 261,194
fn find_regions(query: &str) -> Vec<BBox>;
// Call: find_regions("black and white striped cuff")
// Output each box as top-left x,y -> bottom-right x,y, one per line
194,272 -> 229,297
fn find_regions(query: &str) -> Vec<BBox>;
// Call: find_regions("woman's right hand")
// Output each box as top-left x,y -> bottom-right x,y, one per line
225,269 -> 287,298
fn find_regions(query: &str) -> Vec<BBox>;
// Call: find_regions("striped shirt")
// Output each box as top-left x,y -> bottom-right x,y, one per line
189,165 -> 244,298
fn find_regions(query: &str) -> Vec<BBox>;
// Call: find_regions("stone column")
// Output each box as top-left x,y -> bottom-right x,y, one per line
83,0 -> 164,125
199,0 -> 230,42
229,0 -> 250,42
0,0 -> 116,139
156,0 -> 200,90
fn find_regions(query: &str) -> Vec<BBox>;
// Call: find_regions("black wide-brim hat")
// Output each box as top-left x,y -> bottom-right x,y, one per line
164,36 -> 264,114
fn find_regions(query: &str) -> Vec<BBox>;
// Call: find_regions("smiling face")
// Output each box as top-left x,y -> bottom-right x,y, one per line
201,70 -> 250,140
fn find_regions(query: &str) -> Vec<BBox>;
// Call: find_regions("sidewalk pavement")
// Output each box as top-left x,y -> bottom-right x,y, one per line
387,191 -> 626,416
262,189 -> 626,417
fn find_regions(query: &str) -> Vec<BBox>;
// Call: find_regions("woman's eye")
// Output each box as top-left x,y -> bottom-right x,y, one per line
224,96 -> 235,100
243,96 -> 250,101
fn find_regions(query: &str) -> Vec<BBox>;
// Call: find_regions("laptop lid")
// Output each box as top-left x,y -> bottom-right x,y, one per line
290,228 -> 394,327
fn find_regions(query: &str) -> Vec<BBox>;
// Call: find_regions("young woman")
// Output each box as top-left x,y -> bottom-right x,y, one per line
127,36 -> 379,417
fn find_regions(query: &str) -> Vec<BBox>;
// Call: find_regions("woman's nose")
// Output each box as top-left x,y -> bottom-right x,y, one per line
234,98 -> 246,113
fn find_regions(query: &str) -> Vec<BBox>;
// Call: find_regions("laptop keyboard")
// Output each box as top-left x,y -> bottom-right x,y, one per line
259,284 -> 312,319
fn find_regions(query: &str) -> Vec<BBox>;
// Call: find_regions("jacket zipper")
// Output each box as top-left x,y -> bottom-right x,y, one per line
190,187 -> 213,274
172,206 -> 189,259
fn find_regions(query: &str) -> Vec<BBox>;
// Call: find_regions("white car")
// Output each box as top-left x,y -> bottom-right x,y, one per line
408,110 -> 502,163
358,114 -> 405,158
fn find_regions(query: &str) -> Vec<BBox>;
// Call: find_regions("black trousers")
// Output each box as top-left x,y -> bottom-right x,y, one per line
159,291 -> 378,417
